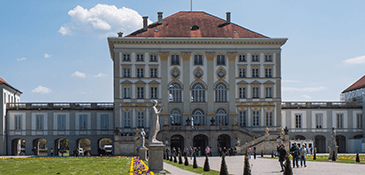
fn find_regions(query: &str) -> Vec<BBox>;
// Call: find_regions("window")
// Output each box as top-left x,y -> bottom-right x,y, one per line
137,112 -> 144,127
252,54 -> 259,62
192,109 -> 205,126
137,68 -> 144,78
123,68 -> 130,78
316,113 -> 323,128
171,55 -> 180,65
240,111 -> 246,126
216,109 -> 227,126
239,68 -> 246,78
150,68 -> 157,78
192,83 -> 205,102
266,87 -> 272,98
295,114 -> 302,128
79,115 -> 87,130
252,68 -> 259,78
123,87 -> 131,99
124,112 -> 131,127
169,83 -> 182,102
137,54 -> 144,61
357,114 -> 362,128
36,115 -> 43,130
150,55 -> 157,62
170,109 -> 181,125
101,114 -> 108,130
239,55 -> 246,62
337,113 -> 343,128
150,87 -> 158,99
215,83 -> 227,102
239,87 -> 246,99
266,112 -> 272,126
137,87 -> 144,99
15,115 -> 21,130
58,115 -> 66,130
265,55 -> 272,62
265,68 -> 272,78
217,55 -> 225,65
194,55 -> 203,65
123,54 -> 130,61
252,111 -> 259,126
252,87 -> 259,98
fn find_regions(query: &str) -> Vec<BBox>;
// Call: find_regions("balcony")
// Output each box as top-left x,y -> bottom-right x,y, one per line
281,101 -> 362,109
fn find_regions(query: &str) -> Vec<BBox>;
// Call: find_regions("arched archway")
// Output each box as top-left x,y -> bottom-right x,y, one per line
76,138 -> 91,156
33,138 -> 48,156
292,135 -> 306,140
336,135 -> 346,153
11,138 -> 25,156
54,138 -> 69,156
217,134 -> 231,149
193,134 -> 208,155
314,135 -> 326,153
170,135 -> 184,151
98,138 -> 113,156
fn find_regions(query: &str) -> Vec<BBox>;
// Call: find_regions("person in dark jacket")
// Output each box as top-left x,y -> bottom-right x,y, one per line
278,144 -> 287,172
290,143 -> 299,168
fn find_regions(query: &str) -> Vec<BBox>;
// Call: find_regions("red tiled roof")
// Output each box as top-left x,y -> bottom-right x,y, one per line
342,75 -> 365,93
0,77 -> 22,93
126,11 -> 268,38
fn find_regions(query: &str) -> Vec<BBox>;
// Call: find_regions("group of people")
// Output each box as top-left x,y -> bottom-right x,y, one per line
277,143 -> 309,172
246,147 -> 257,159
219,147 -> 237,156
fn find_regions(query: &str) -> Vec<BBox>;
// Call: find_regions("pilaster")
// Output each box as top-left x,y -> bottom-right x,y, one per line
206,52 -> 215,113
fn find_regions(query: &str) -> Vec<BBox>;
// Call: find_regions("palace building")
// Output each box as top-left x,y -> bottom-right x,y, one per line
1,11 -> 364,156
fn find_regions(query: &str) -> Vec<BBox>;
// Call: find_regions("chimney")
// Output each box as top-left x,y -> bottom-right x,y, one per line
143,16 -> 148,31
117,32 -> 123,37
226,12 -> 231,23
157,12 -> 163,24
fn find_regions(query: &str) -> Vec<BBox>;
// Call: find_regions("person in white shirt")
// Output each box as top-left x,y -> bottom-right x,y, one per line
299,144 -> 308,167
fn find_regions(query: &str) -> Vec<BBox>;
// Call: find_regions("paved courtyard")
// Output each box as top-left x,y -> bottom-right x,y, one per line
164,155 -> 365,175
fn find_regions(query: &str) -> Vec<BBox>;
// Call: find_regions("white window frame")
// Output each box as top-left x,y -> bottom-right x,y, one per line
216,109 -> 227,126
58,114 -> 66,131
240,111 -> 246,126
170,83 -> 182,102
123,87 -> 131,99
36,114 -> 43,130
337,113 -> 343,128
239,68 -> 246,78
101,114 -> 108,130
123,54 -> 130,61
15,115 -> 22,130
252,54 -> 259,62
239,87 -> 246,99
266,87 -> 272,98
150,87 -> 158,99
124,112 -> 131,127
266,112 -> 272,126
137,68 -> 144,78
123,68 -> 130,78
295,114 -> 302,128
137,54 -> 144,61
215,83 -> 227,102
137,112 -> 144,127
316,113 -> 323,128
252,68 -> 259,78
171,109 -> 181,125
137,87 -> 144,99
217,55 -> 225,65
265,54 -> 272,62
252,111 -> 260,126
150,55 -> 157,62
252,87 -> 259,98
79,114 -> 87,130
239,55 -> 246,62
150,68 -> 157,78
357,113 -> 362,128
265,68 -> 272,78
194,55 -> 203,65
171,55 -> 180,65
192,83 -> 205,102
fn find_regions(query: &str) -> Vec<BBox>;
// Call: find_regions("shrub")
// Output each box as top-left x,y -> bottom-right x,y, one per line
356,150 -> 360,163
193,152 -> 198,168
283,154 -> 293,175
184,153 -> 189,166
243,151 -> 251,175
220,154 -> 228,175
203,154 -> 210,172
169,153 -> 172,161
174,154 -> 177,163
313,149 -> 316,160
271,150 -> 274,158
261,150 -> 263,157
178,153 -> 183,164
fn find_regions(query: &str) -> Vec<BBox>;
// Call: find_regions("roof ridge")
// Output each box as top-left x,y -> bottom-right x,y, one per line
342,75 -> 365,93
0,77 -> 22,93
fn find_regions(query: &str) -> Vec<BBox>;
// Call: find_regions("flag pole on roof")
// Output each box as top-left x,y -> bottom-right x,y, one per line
190,0 -> 192,11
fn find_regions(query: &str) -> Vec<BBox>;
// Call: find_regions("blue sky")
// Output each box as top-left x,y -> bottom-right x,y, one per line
1,0 -> 365,102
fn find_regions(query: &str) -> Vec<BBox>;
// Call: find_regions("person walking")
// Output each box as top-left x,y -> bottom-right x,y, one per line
290,143 -> 299,168
299,144 -> 308,167
205,146 -> 210,156
172,147 -> 176,157
247,147 -> 251,159
253,147 -> 257,159
278,144 -> 286,172
189,146 -> 193,159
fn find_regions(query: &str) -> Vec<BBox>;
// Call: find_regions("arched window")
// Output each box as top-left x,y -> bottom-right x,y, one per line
215,83 -> 227,102
192,109 -> 206,126
192,83 -> 205,102
170,109 -> 181,125
216,109 -> 227,126
169,83 -> 182,102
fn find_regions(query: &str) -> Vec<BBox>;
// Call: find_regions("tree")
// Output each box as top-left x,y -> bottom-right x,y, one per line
271,150 -> 274,158
178,153 -> 183,164
220,154 -> 228,175
243,151 -> 251,175
261,150 -> 263,157
313,148 -> 316,160
283,154 -> 293,175
356,150 -> 360,163
193,152 -> 198,168
174,154 -> 177,163
203,154 -> 210,171
99,138 -> 112,147
184,153 -> 189,166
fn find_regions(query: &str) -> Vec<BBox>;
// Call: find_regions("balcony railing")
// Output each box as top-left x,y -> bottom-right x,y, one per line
281,101 -> 362,109
6,102 -> 113,110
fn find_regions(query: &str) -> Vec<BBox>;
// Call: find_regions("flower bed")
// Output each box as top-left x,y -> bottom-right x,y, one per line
130,157 -> 154,175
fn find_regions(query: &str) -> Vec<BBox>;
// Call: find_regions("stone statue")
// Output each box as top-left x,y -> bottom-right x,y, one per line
330,127 -> 337,147
149,100 -> 165,144
140,128 -> 146,148
235,137 -> 241,146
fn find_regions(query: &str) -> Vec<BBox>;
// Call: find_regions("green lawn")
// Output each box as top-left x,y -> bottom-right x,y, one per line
0,157 -> 130,175
163,159 -> 222,175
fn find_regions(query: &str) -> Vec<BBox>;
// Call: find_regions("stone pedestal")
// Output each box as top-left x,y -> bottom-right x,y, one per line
328,146 -> 338,160
139,147 -> 148,161
148,143 -> 166,175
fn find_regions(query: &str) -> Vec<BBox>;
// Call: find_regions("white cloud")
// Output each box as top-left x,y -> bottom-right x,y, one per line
301,95 -> 312,99
32,85 -> 52,94
44,53 -> 50,58
95,73 -> 107,77
16,57 -> 26,61
282,80 -> 300,83
282,86 -> 328,92
58,4 -> 152,37
71,71 -> 86,78
58,26 -> 71,35
343,55 -> 365,64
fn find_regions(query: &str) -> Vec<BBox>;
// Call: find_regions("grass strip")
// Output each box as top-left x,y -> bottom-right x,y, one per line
163,159 -> 221,175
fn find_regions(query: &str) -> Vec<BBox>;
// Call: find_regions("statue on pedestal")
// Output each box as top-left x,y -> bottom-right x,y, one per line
140,128 -> 146,148
149,100 -> 165,144
330,127 -> 337,147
